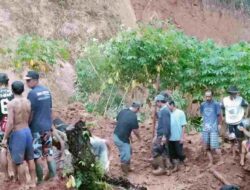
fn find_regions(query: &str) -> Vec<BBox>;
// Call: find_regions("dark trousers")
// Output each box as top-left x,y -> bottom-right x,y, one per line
168,141 -> 185,162
228,124 -> 244,139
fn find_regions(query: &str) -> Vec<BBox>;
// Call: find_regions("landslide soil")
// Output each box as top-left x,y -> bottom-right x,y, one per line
131,0 -> 250,44
1,103 -> 247,190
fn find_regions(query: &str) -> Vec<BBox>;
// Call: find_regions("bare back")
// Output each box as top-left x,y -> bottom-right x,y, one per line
8,97 -> 31,131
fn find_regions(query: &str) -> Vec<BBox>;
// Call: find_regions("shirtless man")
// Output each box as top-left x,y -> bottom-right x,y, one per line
0,73 -> 14,181
2,81 -> 36,189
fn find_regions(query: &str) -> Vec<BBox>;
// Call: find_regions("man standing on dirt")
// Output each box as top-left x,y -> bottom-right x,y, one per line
151,94 -> 171,175
168,100 -> 187,171
113,102 -> 141,174
222,86 -> 248,158
2,81 -> 36,189
25,71 -> 56,183
200,90 -> 223,167
0,73 -> 14,181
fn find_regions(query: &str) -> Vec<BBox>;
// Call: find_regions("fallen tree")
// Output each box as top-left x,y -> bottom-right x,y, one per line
66,120 -> 147,190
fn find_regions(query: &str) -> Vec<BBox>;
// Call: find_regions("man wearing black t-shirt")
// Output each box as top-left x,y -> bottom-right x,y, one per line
113,102 -> 141,174
0,73 -> 14,181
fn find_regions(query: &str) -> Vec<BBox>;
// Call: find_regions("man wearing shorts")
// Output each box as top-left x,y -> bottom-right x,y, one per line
222,86 -> 248,158
2,81 -> 36,188
200,90 -> 223,167
0,73 -> 14,181
25,71 -> 56,183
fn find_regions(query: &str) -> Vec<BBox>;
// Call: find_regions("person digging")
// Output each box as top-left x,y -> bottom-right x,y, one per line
113,102 -> 141,175
151,94 -> 171,176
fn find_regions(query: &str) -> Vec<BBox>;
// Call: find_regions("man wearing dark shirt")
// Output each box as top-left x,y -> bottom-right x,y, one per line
151,94 -> 171,176
25,71 -> 56,183
0,73 -> 14,181
113,102 -> 141,174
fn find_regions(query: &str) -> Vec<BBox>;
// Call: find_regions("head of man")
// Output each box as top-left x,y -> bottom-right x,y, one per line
227,86 -> 238,99
130,102 -> 141,113
25,70 -> 39,89
155,94 -> 166,108
168,100 -> 176,112
0,73 -> 9,87
12,81 -> 24,95
205,90 -> 213,102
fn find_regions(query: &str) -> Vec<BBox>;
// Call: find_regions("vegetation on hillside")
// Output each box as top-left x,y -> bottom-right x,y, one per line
76,24 -> 250,108
0,35 -> 70,71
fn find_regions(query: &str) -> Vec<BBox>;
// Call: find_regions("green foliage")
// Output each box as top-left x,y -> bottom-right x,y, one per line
14,35 -> 70,70
73,130 -> 106,190
76,41 -> 123,115
78,24 -> 250,103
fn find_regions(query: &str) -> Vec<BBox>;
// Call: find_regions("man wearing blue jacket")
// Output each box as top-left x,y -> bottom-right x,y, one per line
151,94 -> 171,175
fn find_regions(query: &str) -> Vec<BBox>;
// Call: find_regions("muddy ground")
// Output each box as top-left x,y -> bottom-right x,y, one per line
0,102 -> 249,190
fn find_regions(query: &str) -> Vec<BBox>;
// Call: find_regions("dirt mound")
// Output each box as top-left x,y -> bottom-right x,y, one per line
1,103 -> 249,189
131,0 -> 250,44
0,62 -> 75,108
0,0 -> 136,59
54,103 -> 249,190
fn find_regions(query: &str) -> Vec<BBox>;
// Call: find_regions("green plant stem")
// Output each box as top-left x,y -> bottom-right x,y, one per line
103,83 -> 115,116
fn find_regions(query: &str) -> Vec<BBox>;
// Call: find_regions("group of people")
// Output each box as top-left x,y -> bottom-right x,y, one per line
1,69 -> 250,189
0,70 -> 112,189
0,71 -> 56,189
113,86 -> 250,176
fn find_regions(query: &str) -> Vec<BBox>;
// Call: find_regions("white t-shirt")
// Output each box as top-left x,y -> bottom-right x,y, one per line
223,96 -> 246,125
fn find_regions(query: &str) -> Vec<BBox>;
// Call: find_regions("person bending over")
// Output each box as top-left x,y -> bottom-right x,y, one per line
113,102 -> 141,174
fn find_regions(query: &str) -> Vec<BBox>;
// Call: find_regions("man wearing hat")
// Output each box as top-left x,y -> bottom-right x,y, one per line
25,71 -> 56,183
113,102 -> 141,174
151,94 -> 171,175
0,73 -> 14,181
222,86 -> 248,158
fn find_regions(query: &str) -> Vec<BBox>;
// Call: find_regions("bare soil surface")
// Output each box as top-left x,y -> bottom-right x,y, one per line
131,0 -> 250,44
0,102 -> 249,189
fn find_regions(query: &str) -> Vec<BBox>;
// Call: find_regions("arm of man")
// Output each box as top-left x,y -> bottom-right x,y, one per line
239,127 -> 250,138
216,103 -> 222,129
52,126 -> 65,160
162,109 -> 171,140
2,103 -> 14,144
180,111 -> 187,144
241,99 -> 249,118
27,92 -> 36,124
105,140 -> 112,159
132,129 -> 141,141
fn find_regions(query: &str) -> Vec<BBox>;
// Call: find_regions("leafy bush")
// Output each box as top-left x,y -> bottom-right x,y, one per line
77,24 -> 250,103
14,35 -> 70,70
